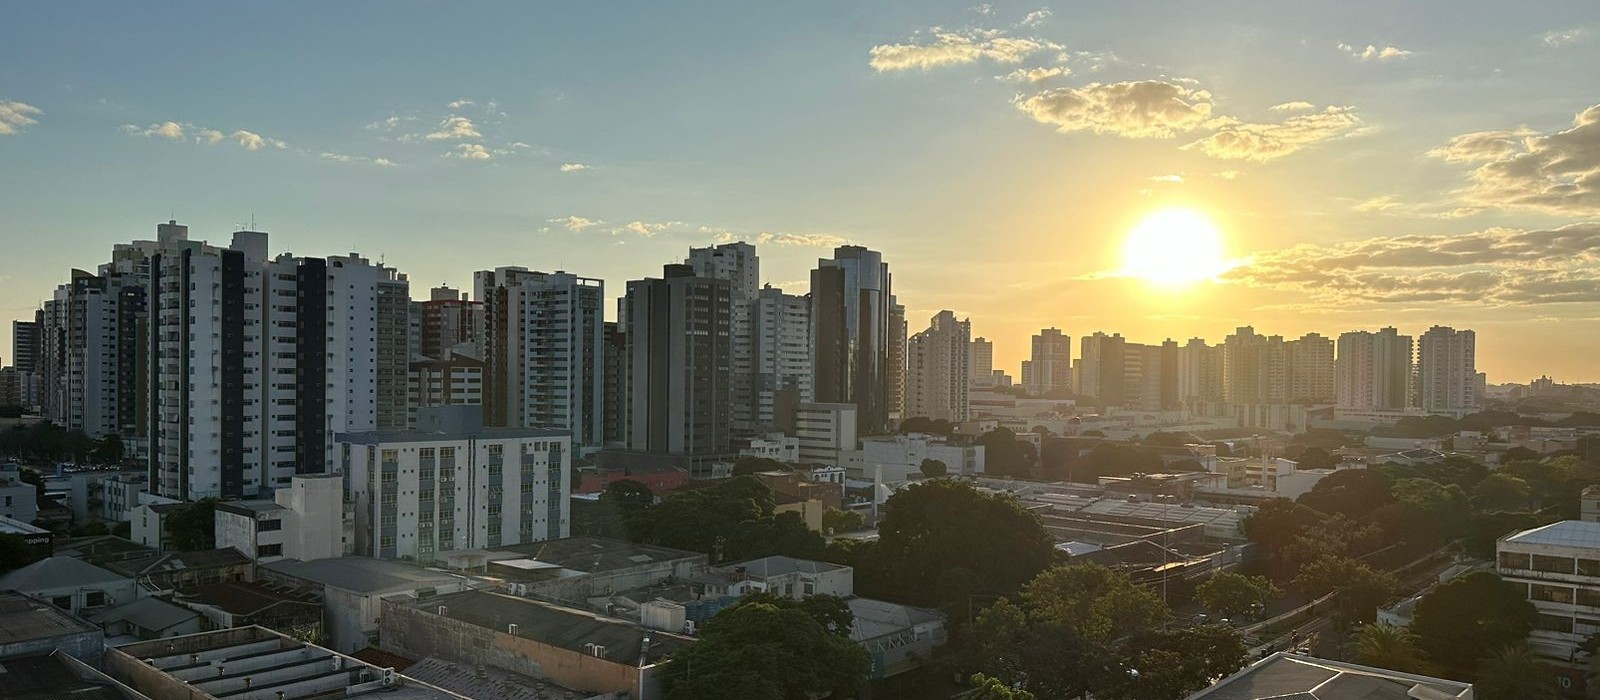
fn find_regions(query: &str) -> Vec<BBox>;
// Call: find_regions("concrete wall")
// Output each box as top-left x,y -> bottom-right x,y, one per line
0,626 -> 103,665
380,598 -> 655,699
524,556 -> 706,606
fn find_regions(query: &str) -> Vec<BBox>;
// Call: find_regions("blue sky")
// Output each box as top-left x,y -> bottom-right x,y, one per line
4,1 -> 1600,381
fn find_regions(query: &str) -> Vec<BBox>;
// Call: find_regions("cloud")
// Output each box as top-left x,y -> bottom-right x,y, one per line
1000,66 -> 1068,83
1183,105 -> 1364,161
1428,104 -> 1600,214
1338,43 -> 1413,61
364,115 -> 414,131
1541,28 -> 1588,47
616,220 -> 679,237
1018,9 -> 1051,27
447,99 -> 475,109
0,100 -> 42,135
447,143 -> 492,160
1149,174 -> 1183,183
424,115 -> 482,141
559,162 -> 590,172
869,30 -> 1049,71
1269,101 -> 1315,112
549,216 -> 601,231
1016,80 -> 1215,138
1214,170 -> 1242,180
319,151 -> 396,167
231,130 -> 286,151
122,121 -> 187,140
1223,223 -> 1600,304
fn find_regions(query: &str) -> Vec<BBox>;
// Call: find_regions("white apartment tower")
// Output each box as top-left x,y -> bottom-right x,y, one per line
1177,338 -> 1223,406
753,285 -> 813,429
1416,325 -> 1479,414
1285,332 -> 1335,404
476,267 -> 606,451
1335,327 -> 1413,410
905,311 -> 971,422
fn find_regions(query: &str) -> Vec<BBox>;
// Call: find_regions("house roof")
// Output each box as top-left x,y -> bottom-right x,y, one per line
215,500 -> 286,517
720,555 -> 848,579
0,652 -> 151,700
100,547 -> 251,580
0,592 -> 99,646
1502,519 -> 1600,549
0,556 -> 129,591
265,557 -> 460,595
174,580 -> 319,616
847,597 -> 945,643
487,536 -> 704,575
87,596 -> 198,632
1185,652 -> 1472,700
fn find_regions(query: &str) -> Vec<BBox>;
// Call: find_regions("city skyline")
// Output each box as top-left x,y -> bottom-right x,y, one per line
4,2 -> 1600,382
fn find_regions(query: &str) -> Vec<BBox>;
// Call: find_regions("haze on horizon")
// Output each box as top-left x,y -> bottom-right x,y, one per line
2,1 -> 1599,383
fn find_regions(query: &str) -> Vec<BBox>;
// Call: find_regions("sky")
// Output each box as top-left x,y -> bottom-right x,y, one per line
3,1 -> 1600,383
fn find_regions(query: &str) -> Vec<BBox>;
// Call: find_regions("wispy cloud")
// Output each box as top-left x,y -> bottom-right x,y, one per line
1540,28 -> 1589,47
559,162 -> 591,172
1017,9 -> 1051,27
1224,223 -> 1600,305
869,23 -> 1055,72
121,121 -> 286,151
446,143 -> 492,160
1429,103 -> 1600,215
548,215 -> 601,231
1183,105 -> 1364,161
1000,66 -> 1068,83
422,115 -> 482,141
1269,101 -> 1315,112
1016,80 -> 1215,138
1149,174 -> 1183,183
1337,42 -> 1413,61
713,231 -> 849,247
0,99 -> 42,136
616,220 -> 680,237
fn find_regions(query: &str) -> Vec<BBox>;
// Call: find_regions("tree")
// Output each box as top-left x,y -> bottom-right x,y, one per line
0,533 -> 42,574
166,498 -> 218,551
19,467 -> 45,500
866,480 -> 1055,609
822,508 -> 864,535
1292,446 -> 1337,469
1471,473 -> 1532,512
628,477 -> 822,563
899,416 -> 956,436
978,428 -> 1033,478
919,458 -> 948,479
1412,572 -> 1537,679
91,434 -> 124,465
1195,572 -> 1279,618
1018,564 -> 1170,643
658,599 -> 868,700
1243,498 -> 1323,582
967,673 -> 1036,700
724,512 -> 825,562
1349,624 -> 1432,675
1293,556 -> 1393,624
597,478 -> 655,539
1296,469 -> 1394,518
1097,625 -> 1248,700
1474,643 -> 1561,700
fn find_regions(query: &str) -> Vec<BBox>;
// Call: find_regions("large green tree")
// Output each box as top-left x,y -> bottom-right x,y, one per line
626,476 -> 824,562
1348,623 -> 1432,676
1296,469 -> 1394,518
1195,572 -> 1279,618
978,428 -> 1034,478
658,598 -> 868,700
967,674 -> 1036,700
1242,498 -> 1323,582
1474,644 -> 1561,700
167,498 -> 218,551
1412,572 -> 1537,679
1097,625 -> 1248,700
865,479 -> 1055,610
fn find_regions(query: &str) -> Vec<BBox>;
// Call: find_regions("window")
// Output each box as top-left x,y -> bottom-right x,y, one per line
1499,551 -> 1531,570
1532,583 -> 1574,604
259,543 -> 283,557
1535,613 -> 1574,633
1580,559 -> 1600,577
259,519 -> 282,532
1532,554 -> 1576,575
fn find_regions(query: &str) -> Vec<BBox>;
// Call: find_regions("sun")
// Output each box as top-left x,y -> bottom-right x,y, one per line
1121,208 -> 1229,287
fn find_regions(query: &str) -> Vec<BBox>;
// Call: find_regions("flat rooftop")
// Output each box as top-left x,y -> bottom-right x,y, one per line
1502,519 -> 1600,549
264,557 -> 462,595
336,426 -> 570,445
421,589 -> 692,664
486,536 -> 705,575
109,626 -> 468,700
0,651 -> 151,700
0,591 -> 99,646
1187,652 -> 1472,700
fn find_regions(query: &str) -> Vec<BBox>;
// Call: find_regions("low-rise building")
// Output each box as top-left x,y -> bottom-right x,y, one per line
1186,651 -> 1472,699
104,625 -> 472,700
0,464 -> 39,523
0,556 -> 137,616
791,402 -> 858,465
215,474 -> 347,563
698,555 -> 854,599
842,433 -> 985,482
260,557 -> 473,653
380,589 -> 689,699
475,536 -> 707,607
0,590 -> 106,664
0,649 -> 153,700
88,596 -> 204,641
742,434 -> 800,463
129,501 -> 186,552
173,580 -> 323,635
1497,520 -> 1600,668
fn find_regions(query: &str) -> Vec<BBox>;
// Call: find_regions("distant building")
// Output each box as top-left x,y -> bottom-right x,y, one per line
742,434 -> 800,463
793,402 -> 859,465
905,310 -> 971,422
261,557 -> 473,653
843,434 -> 985,481
406,348 -> 484,429
1417,325 -> 1479,415
0,464 -> 38,523
687,242 -> 761,437
1336,327 -> 1413,411
811,246 -> 893,434
214,473 -> 346,563
1028,328 -> 1072,395
970,337 -> 994,388
622,264 -> 734,456
753,284 -> 813,429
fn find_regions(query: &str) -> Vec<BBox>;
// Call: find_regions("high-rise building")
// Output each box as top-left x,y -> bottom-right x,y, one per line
969,337 -> 994,388
476,267 -> 606,450
1285,332 -> 1335,404
11,320 -> 39,374
622,264 -> 733,456
407,349 -> 485,427
340,406 -> 571,562
1335,327 -> 1413,410
1078,332 -> 1127,405
1027,328 -> 1072,395
687,242 -> 760,436
811,246 -> 892,435
887,298 -> 906,422
1416,325 -> 1478,414
752,285 -> 812,429
1177,337 -> 1223,405
1221,326 -> 1287,405
144,224 -> 409,501
905,311 -> 971,422
601,321 -> 626,446
415,285 -> 484,361
49,268 -> 148,453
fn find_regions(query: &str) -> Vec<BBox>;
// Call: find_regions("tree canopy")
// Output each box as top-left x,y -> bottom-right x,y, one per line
978,428 -> 1034,478
659,597 -> 868,700
166,498 -> 218,551
919,458 -> 948,479
1195,572 -> 1279,618
622,477 -> 824,563
1411,572 -> 1537,679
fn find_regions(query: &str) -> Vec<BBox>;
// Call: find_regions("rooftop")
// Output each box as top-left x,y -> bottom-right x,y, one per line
402,656 -> 587,700
1502,519 -> 1600,549
719,555 -> 849,578
421,589 -> 692,664
215,500 -> 287,517
0,555 -> 129,591
847,597 -> 944,644
175,580 -> 321,616
88,596 -> 200,633
0,591 -> 99,646
265,557 -> 463,595
0,651 -> 151,700
335,426 -> 571,445
485,536 -> 705,576
1186,652 -> 1472,700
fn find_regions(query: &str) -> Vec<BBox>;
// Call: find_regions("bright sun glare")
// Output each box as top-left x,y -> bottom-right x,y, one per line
1121,208 -> 1229,287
